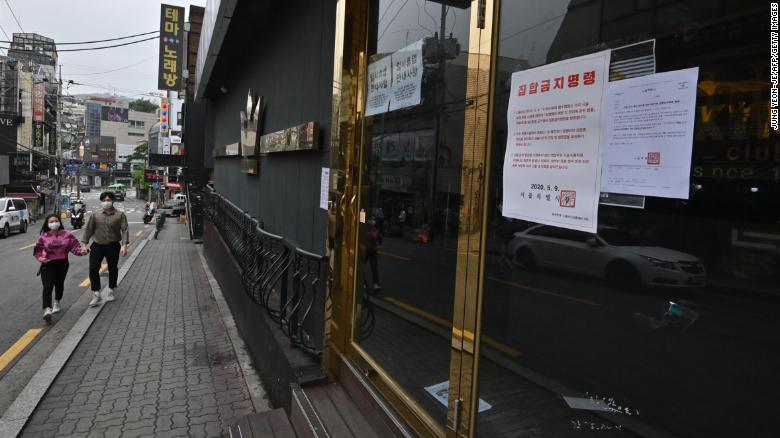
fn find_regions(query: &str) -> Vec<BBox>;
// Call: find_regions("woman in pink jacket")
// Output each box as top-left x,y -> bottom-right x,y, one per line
33,214 -> 87,323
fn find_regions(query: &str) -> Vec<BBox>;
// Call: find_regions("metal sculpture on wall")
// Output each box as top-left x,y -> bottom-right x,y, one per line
240,89 -> 266,174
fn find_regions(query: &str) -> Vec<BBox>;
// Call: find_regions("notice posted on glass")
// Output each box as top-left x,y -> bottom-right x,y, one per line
365,40 -> 423,116
601,67 -> 699,199
502,51 -> 611,233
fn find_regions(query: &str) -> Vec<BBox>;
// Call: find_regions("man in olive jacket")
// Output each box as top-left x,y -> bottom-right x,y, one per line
81,191 -> 129,307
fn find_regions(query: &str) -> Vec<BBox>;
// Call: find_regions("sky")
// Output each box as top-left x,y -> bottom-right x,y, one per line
0,0 -> 205,100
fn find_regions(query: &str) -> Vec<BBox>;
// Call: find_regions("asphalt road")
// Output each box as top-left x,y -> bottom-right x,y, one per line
0,190 -> 152,378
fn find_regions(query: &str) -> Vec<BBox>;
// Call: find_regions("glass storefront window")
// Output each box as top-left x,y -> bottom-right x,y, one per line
352,0 -> 473,430
477,2 -> 777,438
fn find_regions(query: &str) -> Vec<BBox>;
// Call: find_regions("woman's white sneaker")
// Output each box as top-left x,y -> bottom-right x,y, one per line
105,289 -> 115,302
52,300 -> 61,314
88,293 -> 102,307
43,307 -> 52,322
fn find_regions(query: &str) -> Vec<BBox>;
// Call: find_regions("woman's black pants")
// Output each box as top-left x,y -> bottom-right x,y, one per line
41,259 -> 69,309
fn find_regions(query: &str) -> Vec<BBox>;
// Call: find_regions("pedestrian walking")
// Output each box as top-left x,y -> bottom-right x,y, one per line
81,191 -> 129,307
397,206 -> 407,236
33,214 -> 88,323
365,216 -> 383,291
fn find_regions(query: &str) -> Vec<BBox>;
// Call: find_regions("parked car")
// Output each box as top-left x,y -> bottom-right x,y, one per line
0,197 -> 30,237
168,194 -> 186,217
79,185 -> 91,193
113,190 -> 125,202
506,225 -> 706,288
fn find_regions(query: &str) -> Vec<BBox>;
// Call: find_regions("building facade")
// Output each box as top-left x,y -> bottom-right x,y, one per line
193,2 -> 778,437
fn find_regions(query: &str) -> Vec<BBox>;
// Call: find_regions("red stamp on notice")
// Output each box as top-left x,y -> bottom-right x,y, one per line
647,152 -> 661,165
560,190 -> 576,208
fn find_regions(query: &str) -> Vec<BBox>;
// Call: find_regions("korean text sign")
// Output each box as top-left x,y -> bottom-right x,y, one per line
365,40 -> 423,116
601,67 -> 699,199
502,51 -> 611,233
158,4 -> 185,90
33,82 -> 45,123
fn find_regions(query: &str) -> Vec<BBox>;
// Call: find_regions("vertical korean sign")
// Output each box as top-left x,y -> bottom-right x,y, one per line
158,4 -> 184,90
32,82 -> 45,122
33,123 -> 44,149
502,51 -> 611,233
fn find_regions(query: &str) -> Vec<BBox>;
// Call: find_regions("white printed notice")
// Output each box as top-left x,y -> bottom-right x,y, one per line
389,40 -> 423,112
365,40 -> 423,116
320,168 -> 330,210
365,55 -> 392,117
601,67 -> 698,199
502,51 -> 611,233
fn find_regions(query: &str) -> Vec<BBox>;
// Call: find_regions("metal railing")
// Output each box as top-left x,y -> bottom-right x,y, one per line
203,186 -> 328,356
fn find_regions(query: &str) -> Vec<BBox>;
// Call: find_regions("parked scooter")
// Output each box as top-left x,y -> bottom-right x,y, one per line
143,202 -> 155,224
70,202 -> 85,229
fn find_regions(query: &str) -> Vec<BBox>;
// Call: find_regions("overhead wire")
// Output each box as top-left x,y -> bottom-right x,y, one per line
63,56 -> 157,76
66,80 -> 161,98
3,0 -> 23,32
0,35 -> 159,52
0,30 -> 159,46
0,22 -> 9,55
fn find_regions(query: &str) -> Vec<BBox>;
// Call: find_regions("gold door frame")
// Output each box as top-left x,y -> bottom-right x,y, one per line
447,0 -> 499,436
326,1 -> 500,437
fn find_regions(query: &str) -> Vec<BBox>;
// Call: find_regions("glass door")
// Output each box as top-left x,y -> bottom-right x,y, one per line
345,0 -> 495,436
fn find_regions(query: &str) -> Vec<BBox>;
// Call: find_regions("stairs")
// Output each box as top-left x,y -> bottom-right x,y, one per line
228,408 -> 297,438
291,383 -> 380,438
229,356 -> 412,437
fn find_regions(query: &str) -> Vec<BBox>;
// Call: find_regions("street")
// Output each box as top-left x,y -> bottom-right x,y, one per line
0,190 -> 152,380
357,233 -> 780,438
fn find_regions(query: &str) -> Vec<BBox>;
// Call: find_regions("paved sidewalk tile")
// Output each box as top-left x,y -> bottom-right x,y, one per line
21,224 -> 255,438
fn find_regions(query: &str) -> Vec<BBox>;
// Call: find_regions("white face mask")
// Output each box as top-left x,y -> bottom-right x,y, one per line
48,222 -> 61,230
101,201 -> 113,209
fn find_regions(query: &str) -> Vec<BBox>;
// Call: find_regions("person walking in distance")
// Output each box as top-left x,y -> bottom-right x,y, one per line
81,191 -> 129,307
365,216 -> 383,291
33,214 -> 88,323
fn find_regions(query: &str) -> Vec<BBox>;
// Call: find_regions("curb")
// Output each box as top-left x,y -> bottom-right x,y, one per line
197,246 -> 271,414
0,231 -> 154,438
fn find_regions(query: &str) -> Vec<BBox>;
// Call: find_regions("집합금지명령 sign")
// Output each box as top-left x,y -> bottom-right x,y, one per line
502,50 -> 611,233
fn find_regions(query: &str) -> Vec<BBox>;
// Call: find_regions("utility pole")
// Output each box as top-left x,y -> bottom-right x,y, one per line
54,64 -> 62,214
427,4 -> 447,240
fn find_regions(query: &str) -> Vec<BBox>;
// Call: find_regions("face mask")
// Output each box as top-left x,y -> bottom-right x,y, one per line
101,201 -> 113,209
48,222 -> 61,230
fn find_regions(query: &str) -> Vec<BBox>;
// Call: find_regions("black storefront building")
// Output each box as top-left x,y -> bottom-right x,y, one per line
190,1 -> 778,437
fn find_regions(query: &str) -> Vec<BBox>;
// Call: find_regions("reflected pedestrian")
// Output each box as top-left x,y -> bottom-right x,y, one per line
33,214 -> 88,323
82,191 -> 129,307
398,206 -> 407,236
366,216 -> 383,291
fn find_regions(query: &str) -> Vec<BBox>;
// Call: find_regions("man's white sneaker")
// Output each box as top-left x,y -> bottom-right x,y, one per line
43,307 -> 52,322
88,294 -> 102,307
105,289 -> 115,302
52,300 -> 61,314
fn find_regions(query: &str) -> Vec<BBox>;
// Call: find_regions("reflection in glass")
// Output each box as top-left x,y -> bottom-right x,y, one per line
477,2 -> 778,438
352,0 -> 472,429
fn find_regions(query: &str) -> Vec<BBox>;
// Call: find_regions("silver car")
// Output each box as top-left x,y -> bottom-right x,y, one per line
506,225 -> 706,288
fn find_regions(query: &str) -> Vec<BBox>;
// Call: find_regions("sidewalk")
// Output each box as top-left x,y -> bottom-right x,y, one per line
19,223 -> 258,437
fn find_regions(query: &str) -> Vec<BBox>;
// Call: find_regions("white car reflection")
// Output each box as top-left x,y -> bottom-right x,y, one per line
506,225 -> 706,288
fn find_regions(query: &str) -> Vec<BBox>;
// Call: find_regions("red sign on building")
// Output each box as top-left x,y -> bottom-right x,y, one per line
33,82 -> 46,122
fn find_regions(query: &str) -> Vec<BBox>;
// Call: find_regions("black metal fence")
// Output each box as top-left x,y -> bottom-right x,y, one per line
202,186 -> 328,356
